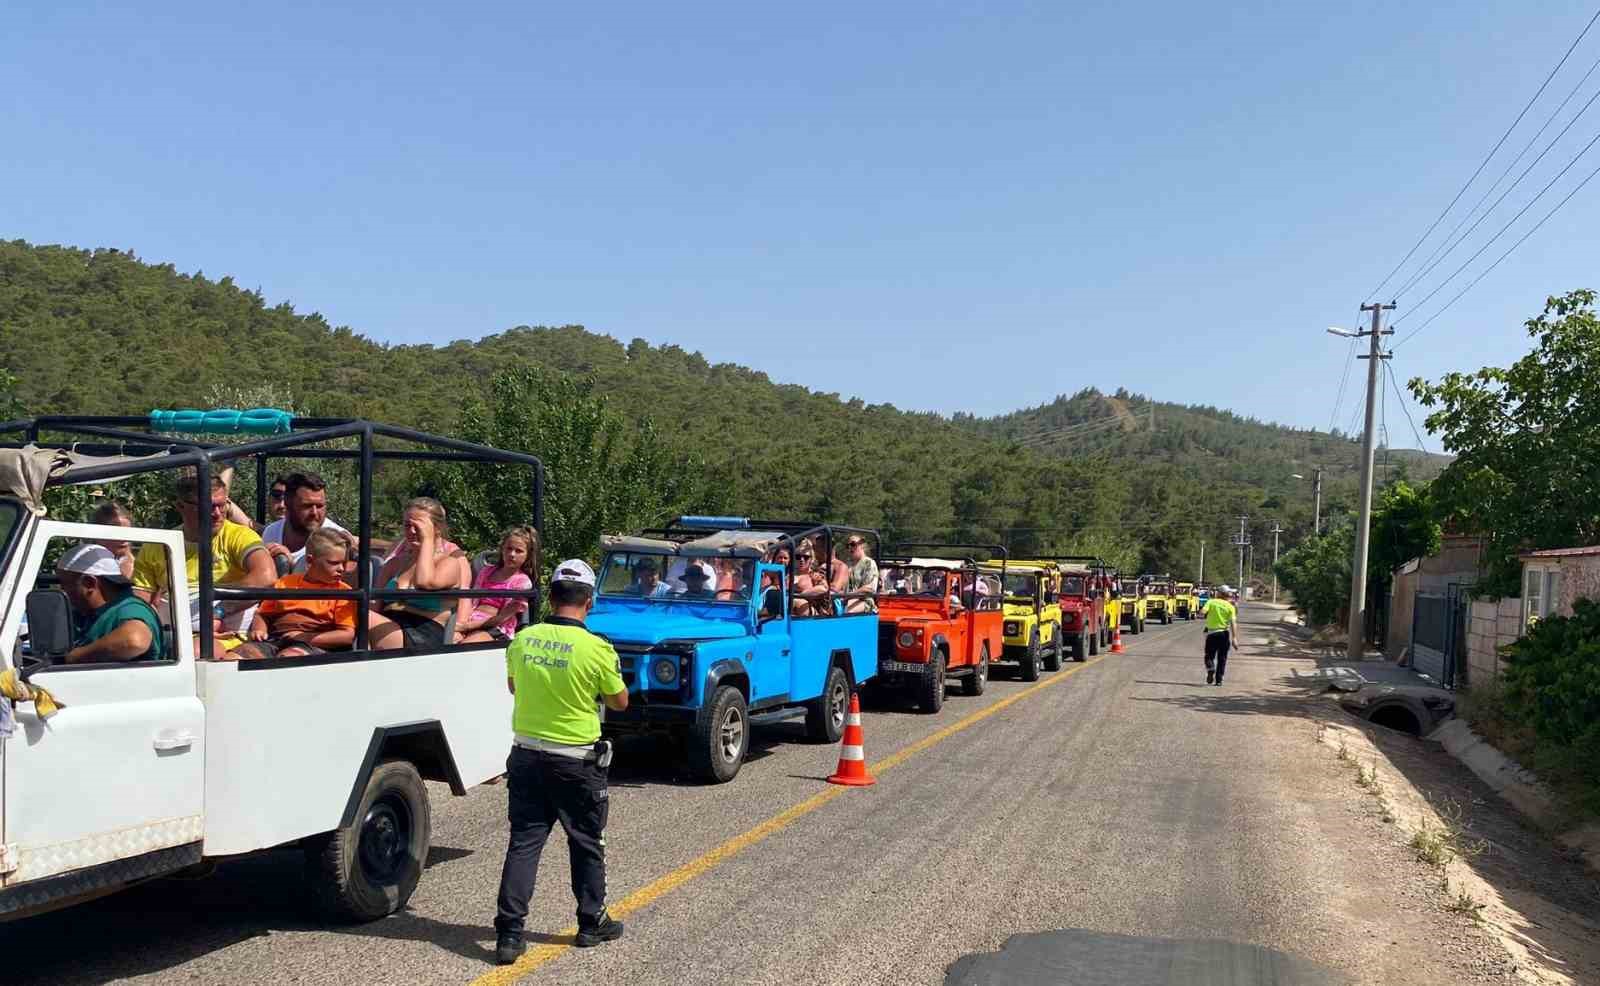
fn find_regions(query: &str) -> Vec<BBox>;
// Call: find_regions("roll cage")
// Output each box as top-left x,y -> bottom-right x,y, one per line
634,515 -> 883,614
880,543 -> 1007,609
0,413 -> 544,662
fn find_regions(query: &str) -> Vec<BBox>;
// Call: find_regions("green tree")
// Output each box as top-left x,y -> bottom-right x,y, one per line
0,367 -> 21,419
421,367 -> 705,566
1274,521 -> 1353,625
1411,289 -> 1600,595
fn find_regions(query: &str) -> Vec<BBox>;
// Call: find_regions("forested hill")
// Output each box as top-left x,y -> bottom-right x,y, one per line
0,240 -> 1437,574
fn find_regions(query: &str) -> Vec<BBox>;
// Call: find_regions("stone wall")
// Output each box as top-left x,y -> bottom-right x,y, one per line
1465,597 -> 1522,687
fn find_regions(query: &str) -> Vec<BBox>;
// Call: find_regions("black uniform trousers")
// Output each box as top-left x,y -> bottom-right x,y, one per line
1204,629 -> 1231,681
494,745 -> 609,933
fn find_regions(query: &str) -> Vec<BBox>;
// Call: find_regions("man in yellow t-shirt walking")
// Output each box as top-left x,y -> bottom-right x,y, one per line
493,559 -> 630,966
1199,589 -> 1239,686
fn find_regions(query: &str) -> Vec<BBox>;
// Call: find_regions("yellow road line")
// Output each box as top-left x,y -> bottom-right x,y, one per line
470,652 -> 1107,985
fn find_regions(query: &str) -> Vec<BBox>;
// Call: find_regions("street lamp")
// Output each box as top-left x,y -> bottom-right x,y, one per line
1293,470 -> 1324,534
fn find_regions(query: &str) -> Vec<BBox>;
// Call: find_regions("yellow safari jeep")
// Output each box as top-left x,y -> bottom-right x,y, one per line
1117,577 -> 1148,634
1175,581 -> 1199,620
981,562 -> 1063,680
1142,575 -> 1178,625
1100,568 -> 1121,643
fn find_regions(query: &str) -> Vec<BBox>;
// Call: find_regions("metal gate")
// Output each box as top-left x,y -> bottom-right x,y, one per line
1411,584 -> 1472,689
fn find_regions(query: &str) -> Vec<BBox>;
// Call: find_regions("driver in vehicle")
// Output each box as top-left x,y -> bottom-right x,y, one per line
677,564 -> 716,599
56,544 -> 165,663
627,558 -> 672,597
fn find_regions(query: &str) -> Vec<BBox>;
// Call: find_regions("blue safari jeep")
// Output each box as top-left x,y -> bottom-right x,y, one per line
588,516 -> 880,783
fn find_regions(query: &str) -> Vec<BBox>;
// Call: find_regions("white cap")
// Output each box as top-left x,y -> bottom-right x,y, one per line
551,558 -> 597,589
58,543 -> 132,584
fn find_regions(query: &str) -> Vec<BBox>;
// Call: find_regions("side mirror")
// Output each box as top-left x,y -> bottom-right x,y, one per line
24,589 -> 74,675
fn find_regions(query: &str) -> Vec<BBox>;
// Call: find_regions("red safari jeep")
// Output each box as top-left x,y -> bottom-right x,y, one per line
1029,556 -> 1109,661
874,544 -> 1006,713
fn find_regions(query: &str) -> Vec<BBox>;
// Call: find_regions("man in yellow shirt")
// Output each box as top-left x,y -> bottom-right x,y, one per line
1199,589 -> 1239,685
133,473 -> 275,657
494,559 -> 630,965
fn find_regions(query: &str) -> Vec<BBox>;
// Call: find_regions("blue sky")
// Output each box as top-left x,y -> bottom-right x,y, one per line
7,2 -> 1600,446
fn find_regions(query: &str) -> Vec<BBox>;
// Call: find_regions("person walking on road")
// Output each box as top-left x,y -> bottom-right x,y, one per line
1200,589 -> 1238,686
494,559 -> 630,965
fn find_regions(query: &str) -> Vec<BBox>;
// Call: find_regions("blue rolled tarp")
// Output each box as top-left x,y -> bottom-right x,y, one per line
148,408 -> 294,435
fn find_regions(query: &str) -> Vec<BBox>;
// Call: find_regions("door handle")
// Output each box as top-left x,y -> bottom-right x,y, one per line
781,649 -> 790,656
153,731 -> 195,752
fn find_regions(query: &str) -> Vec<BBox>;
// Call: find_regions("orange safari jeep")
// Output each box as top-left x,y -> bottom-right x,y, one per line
874,544 -> 1007,713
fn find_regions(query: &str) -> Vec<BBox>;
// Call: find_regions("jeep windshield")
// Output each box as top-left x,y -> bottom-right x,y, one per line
597,550 -> 753,602
1060,575 -> 1087,596
1120,579 -> 1141,594
1002,572 -> 1038,599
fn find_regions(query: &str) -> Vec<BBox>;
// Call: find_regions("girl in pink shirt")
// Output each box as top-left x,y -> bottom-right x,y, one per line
459,526 -> 539,643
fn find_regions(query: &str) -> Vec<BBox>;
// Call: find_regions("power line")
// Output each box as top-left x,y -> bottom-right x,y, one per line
1366,7 -> 1600,300
1387,361 -> 1430,454
1394,78 -> 1600,302
1395,150 -> 1600,347
1392,47 -> 1600,301
1395,123 -> 1600,321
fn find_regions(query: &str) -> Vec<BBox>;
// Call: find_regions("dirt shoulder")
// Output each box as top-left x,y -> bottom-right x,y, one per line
1246,609 -> 1600,985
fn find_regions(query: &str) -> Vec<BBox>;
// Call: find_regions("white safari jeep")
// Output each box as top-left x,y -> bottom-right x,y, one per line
0,415 -> 543,923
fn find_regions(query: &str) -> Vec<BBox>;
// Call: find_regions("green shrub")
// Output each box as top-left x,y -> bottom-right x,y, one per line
1500,599 -> 1600,817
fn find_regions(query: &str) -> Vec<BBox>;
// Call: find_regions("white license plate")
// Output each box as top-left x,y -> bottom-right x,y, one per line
879,660 -> 925,674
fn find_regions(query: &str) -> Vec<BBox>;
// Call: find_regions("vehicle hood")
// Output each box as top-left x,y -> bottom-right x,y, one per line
586,608 -> 749,645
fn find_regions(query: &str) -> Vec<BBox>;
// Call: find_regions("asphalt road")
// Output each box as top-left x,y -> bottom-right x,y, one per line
3,607 -> 1464,985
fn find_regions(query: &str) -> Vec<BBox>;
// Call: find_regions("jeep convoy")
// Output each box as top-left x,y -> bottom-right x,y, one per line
0,410 -> 1207,930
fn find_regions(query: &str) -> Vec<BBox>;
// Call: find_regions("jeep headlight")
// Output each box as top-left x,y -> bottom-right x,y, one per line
897,631 -> 917,648
651,656 -> 678,686
1004,620 -> 1020,636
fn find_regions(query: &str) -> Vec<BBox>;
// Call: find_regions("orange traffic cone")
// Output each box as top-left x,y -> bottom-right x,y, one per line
826,692 -> 876,787
1111,623 -> 1125,654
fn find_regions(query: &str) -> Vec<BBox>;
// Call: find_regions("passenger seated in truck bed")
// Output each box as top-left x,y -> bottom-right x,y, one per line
231,529 -> 357,660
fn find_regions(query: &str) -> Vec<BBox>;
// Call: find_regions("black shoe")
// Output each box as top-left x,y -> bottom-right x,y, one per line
575,911 -> 625,948
496,932 -> 526,965
1212,678 -> 1223,686
1205,670 -> 1213,684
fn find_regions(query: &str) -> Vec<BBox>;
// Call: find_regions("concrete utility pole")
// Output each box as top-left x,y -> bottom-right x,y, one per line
1345,302 -> 1395,660
1198,540 -> 1205,583
1313,467 -> 1323,535
1270,524 -> 1285,604
1231,516 -> 1251,598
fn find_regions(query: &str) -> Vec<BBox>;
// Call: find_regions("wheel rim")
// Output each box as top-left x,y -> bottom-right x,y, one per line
977,661 -> 987,686
719,706 -> 745,763
828,678 -> 848,731
358,791 -> 412,885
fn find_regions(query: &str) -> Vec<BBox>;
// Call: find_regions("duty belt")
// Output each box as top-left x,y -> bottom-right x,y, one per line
513,734 -> 596,759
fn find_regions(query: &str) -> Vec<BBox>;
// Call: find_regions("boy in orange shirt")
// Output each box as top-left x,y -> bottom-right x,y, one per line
232,529 -> 356,660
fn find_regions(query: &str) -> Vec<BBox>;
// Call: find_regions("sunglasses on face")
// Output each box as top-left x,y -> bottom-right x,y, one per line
269,489 -> 287,500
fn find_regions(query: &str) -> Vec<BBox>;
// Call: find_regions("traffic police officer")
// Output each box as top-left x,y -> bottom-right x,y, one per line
494,559 -> 629,965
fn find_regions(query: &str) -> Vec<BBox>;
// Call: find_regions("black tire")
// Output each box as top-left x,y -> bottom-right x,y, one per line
1018,629 -> 1041,682
918,647 -> 947,713
304,759 -> 431,923
1088,628 -> 1099,656
690,685 -> 748,784
1042,624 -> 1063,672
1072,632 -> 1087,662
962,642 -> 989,696
805,664 -> 850,743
